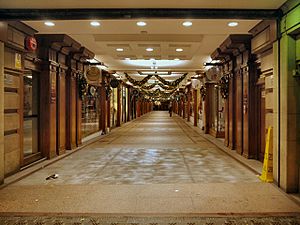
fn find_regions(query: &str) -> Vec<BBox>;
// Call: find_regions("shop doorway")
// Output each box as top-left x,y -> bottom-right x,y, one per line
22,70 -> 42,166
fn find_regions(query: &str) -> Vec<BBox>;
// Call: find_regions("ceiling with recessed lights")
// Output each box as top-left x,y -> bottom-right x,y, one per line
24,19 -> 260,76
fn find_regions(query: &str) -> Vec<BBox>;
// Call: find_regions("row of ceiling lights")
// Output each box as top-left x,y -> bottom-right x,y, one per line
44,20 -> 238,62
44,20 -> 239,28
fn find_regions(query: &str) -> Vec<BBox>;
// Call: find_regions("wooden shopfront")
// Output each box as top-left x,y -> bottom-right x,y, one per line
210,34 -> 261,159
1,22 -> 43,177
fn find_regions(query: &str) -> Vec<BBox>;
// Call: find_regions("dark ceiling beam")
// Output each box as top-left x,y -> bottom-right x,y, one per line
0,8 -> 282,20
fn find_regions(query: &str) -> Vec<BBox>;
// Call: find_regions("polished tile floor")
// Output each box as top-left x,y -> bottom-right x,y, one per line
14,112 -> 257,185
0,112 -> 299,216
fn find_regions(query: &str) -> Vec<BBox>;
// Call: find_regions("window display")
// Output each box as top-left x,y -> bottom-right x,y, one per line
81,85 -> 100,137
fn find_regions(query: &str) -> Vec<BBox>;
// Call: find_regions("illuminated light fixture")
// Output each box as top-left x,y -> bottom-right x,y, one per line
116,48 -> 124,52
174,58 -> 180,61
90,21 -> 100,27
149,58 -> 155,60
44,21 -> 55,27
124,58 -> 130,60
228,21 -> 238,27
176,48 -> 183,52
182,21 -> 192,27
146,48 -> 154,52
137,21 -> 147,27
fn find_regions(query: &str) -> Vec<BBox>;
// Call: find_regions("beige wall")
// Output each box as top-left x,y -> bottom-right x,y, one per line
0,42 -> 4,184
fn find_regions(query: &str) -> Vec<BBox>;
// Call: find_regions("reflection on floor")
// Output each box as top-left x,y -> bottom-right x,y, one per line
0,112 -> 299,218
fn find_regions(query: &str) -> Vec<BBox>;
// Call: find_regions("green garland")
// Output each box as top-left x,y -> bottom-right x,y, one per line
154,73 -> 187,87
141,83 -> 156,90
125,73 -> 153,86
142,88 -> 177,98
219,75 -> 229,99
157,83 -> 176,90
78,73 -> 88,100
200,85 -> 207,100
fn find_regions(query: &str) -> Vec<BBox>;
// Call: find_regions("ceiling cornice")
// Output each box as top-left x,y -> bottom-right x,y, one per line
0,8 -> 282,21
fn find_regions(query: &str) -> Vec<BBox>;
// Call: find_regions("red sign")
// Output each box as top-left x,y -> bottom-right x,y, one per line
25,36 -> 37,51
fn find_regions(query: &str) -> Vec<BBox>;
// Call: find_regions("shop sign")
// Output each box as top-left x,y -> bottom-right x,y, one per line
86,66 -> 101,81
25,36 -> 37,51
15,53 -> 22,69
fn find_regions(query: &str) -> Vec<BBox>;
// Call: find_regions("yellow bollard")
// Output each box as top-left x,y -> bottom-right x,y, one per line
259,127 -> 273,182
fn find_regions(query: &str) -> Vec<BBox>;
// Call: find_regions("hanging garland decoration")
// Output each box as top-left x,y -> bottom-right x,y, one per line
157,83 -> 176,90
219,75 -> 229,99
125,73 -> 153,86
78,73 -> 88,100
154,73 -> 187,87
141,83 -> 156,90
142,88 -> 177,98
200,85 -> 207,100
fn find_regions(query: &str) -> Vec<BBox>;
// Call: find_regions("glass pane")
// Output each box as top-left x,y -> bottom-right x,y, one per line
81,85 -> 100,137
23,118 -> 38,156
23,71 -> 39,157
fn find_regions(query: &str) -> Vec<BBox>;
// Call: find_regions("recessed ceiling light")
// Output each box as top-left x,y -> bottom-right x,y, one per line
182,21 -> 192,27
149,58 -> 155,60
174,58 -> 180,61
176,48 -> 183,52
137,21 -> 147,27
146,48 -> 154,52
116,48 -> 124,52
228,21 -> 239,27
90,21 -> 100,27
44,21 -> 55,27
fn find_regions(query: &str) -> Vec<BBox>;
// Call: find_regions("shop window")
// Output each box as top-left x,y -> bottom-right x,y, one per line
23,71 -> 40,160
81,85 -> 100,137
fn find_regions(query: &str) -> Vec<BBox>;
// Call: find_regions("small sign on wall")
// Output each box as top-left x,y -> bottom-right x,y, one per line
15,53 -> 22,69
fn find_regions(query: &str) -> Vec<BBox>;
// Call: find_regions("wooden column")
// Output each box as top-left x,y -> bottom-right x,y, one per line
116,87 -> 121,127
235,68 -> 243,154
106,79 -> 111,130
100,76 -> 107,133
193,89 -> 198,126
228,74 -> 236,150
182,97 -> 185,119
107,93 -> 111,130
40,61 -> 58,159
137,99 -> 141,117
203,84 -> 210,134
127,88 -> 131,121
187,90 -> 191,122
66,69 -> 77,150
0,41 -> 4,184
56,65 -> 67,154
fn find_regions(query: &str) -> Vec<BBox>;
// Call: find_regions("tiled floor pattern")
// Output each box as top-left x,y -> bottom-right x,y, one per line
13,113 -> 257,185
0,112 -> 299,217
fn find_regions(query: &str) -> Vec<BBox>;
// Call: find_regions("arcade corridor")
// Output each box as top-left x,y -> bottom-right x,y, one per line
0,112 -> 299,222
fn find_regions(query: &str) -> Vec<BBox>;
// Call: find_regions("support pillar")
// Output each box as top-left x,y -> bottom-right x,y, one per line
0,42 -> 4,184
278,31 -> 300,192
137,99 -> 141,117
187,90 -> 191,122
107,90 -> 111,130
116,87 -> 121,127
100,79 -> 107,133
127,89 -> 131,121
193,89 -> 198,126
